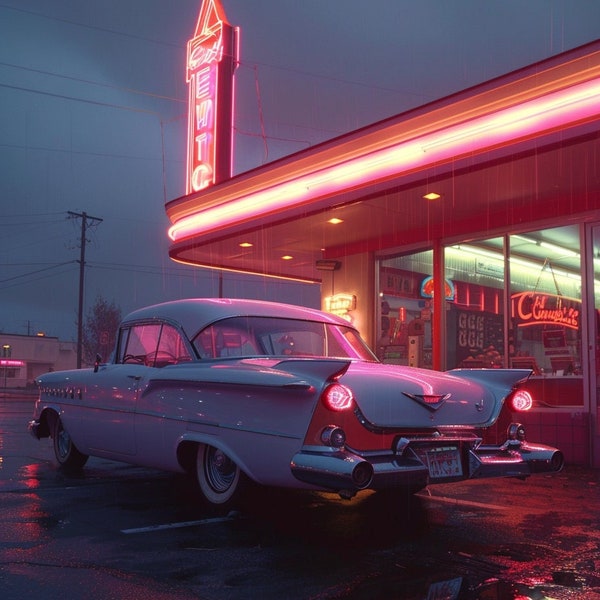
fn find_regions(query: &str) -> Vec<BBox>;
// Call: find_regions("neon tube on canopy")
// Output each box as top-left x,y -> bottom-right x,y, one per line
169,77 -> 600,242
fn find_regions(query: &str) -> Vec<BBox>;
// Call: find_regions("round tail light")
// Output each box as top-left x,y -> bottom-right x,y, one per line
510,389 -> 533,412
322,383 -> 354,412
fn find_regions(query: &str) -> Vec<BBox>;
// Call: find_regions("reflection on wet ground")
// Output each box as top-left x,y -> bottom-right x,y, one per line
2,398 -> 599,599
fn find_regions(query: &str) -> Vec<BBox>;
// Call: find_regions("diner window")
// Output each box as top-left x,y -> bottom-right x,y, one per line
378,250 -> 433,368
444,237 -> 505,370
508,225 -> 583,407
591,225 -> 600,414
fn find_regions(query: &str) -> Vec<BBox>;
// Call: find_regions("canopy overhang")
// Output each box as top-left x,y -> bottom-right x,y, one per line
166,40 -> 600,282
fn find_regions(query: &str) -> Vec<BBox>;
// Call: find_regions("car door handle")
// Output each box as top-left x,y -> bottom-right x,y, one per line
127,375 -> 142,381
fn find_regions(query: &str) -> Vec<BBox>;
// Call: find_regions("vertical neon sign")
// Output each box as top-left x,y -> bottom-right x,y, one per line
186,0 -> 238,194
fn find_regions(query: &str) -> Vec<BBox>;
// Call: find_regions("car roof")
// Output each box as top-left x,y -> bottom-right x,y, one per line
121,298 -> 352,339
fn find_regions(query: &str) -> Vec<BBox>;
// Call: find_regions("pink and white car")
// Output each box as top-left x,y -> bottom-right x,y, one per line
29,298 -> 563,507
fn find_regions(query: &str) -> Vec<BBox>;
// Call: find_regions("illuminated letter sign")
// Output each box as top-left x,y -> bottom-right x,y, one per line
511,292 -> 580,330
186,0 -> 238,194
325,293 -> 357,321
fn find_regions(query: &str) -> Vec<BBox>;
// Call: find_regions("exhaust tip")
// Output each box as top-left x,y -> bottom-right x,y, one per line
551,450 -> 565,472
529,450 -> 565,473
352,462 -> 373,488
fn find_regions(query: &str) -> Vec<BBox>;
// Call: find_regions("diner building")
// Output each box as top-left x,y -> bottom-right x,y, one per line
166,30 -> 600,467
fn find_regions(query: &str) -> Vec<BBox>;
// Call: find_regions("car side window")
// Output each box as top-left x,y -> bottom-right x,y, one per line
117,327 -> 131,363
120,324 -> 161,365
154,324 -> 192,366
119,323 -> 192,367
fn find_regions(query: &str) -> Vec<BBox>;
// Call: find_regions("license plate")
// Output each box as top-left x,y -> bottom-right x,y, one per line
427,577 -> 463,600
426,447 -> 462,478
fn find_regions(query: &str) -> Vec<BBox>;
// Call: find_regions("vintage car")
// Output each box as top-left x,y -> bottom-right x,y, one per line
29,298 -> 563,507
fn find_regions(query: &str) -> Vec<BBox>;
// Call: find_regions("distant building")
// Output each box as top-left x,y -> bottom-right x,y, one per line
0,333 -> 77,388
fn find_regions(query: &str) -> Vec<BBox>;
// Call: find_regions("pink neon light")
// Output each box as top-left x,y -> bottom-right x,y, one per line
171,77 -> 600,242
511,291 -> 580,330
186,0 -> 224,194
0,359 -> 25,367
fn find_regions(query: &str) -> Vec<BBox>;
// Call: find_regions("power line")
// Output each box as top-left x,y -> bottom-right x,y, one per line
0,4 -> 420,101
0,261 -> 76,285
0,140 -> 168,163
0,4 -> 186,49
237,59 -> 426,101
0,82 -> 161,115
0,258 -> 314,288
1,211 -> 66,218
0,60 -> 186,105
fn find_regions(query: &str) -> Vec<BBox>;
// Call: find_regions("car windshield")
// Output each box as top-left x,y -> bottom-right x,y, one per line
192,316 -> 377,361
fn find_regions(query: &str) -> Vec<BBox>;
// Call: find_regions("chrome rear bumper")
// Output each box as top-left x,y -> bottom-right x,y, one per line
291,436 -> 564,495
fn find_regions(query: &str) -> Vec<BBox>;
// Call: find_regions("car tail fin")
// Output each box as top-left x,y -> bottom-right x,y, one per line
274,358 -> 351,382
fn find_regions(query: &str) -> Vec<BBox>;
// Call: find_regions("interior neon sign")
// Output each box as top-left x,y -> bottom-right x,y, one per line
511,292 -> 580,330
186,0 -> 237,194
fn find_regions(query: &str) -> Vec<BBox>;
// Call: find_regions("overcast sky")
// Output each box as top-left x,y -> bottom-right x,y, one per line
1,1 -> 599,341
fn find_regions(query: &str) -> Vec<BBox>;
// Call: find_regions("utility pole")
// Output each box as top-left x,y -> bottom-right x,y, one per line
68,211 -> 103,369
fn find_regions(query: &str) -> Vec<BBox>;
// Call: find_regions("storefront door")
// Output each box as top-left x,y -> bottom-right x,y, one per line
590,225 -> 600,467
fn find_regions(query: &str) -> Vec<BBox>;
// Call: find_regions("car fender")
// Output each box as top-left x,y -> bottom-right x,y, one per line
175,429 -> 306,488
31,402 -> 63,438
176,431 -> 255,479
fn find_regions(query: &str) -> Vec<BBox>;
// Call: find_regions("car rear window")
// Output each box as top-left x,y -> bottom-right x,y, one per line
192,316 -> 376,361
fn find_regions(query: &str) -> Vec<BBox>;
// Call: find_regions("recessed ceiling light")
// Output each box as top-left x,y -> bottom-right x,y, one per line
239,242 -> 253,248
423,192 -> 441,200
328,217 -> 344,224
281,255 -> 293,260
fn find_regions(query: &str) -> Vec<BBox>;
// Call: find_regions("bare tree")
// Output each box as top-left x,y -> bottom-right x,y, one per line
82,295 -> 121,366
